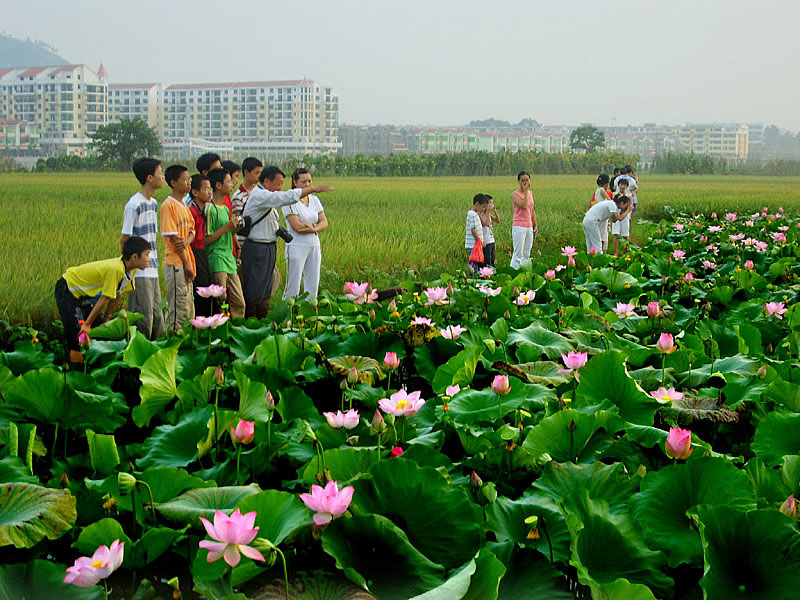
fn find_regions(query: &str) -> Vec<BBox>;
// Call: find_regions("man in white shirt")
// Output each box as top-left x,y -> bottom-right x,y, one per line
240,166 -> 333,318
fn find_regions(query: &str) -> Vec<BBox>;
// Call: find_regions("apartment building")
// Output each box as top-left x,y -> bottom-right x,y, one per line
109,82 -> 164,138
416,129 -> 569,154
0,118 -> 40,151
672,123 -> 749,160
162,78 -> 340,157
0,64 -> 108,155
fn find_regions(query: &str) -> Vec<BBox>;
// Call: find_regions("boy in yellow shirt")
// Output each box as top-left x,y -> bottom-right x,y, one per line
55,236 -> 151,364
161,164 -> 197,331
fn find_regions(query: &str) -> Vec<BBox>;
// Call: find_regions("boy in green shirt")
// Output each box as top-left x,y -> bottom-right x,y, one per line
55,236 -> 151,364
205,168 -> 245,318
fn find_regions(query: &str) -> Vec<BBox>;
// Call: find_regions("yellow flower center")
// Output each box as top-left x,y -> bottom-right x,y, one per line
661,394 -> 673,401
395,400 -> 410,410
91,559 -> 106,569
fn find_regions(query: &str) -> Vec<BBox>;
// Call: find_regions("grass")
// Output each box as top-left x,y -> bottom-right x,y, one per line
1,172 -> 798,326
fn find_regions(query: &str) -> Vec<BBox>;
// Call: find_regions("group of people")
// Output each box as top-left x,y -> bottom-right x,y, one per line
583,165 -> 639,255
56,153 -> 332,364
465,166 -> 640,274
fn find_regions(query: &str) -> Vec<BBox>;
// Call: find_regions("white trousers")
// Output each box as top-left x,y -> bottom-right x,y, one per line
511,226 -> 534,269
583,220 -> 607,254
283,243 -> 321,300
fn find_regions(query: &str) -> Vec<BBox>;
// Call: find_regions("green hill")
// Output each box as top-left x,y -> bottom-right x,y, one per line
0,34 -> 68,68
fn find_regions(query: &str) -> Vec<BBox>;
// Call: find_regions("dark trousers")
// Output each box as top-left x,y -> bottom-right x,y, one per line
240,240 -> 277,312
192,246 -> 212,316
484,242 -> 496,266
55,278 -> 94,351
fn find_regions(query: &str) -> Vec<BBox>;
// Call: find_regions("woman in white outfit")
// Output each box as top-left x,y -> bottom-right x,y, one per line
510,171 -> 538,269
282,168 -> 328,300
582,194 -> 632,254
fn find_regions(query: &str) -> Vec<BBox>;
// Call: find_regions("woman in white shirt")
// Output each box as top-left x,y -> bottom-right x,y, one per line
582,194 -> 632,255
282,169 -> 328,299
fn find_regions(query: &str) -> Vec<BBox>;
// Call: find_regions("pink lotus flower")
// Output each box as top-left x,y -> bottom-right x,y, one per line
445,384 -> 461,397
190,313 -> 229,329
440,324 -> 467,340
230,419 -> 255,444
199,509 -> 265,567
323,409 -> 360,430
612,302 -> 635,318
699,235 -> 708,243
674,223 -> 684,231
764,302 -> 787,319
389,446 -> 404,457
410,316 -> 435,326
544,269 -> 556,281
477,286 -> 502,296
773,232 -> 787,243
754,240 -> 769,253
491,375 -> 511,395
672,250 -> 685,260
729,233 -> 745,242
778,225 -> 789,231
77,332 -> 90,348
300,480 -> 354,526
702,260 -> 717,270
588,246 -> 598,256
344,282 -> 378,304
515,290 -> 536,306
780,494 -> 797,519
744,220 -> 755,227
568,255 -> 577,266
64,539 -> 125,587
379,388 -> 426,417
383,352 -> 400,370
665,427 -> 693,460
561,246 -> 578,258
555,264 -> 566,272
710,212 -> 717,219
561,351 -> 588,371
650,387 -> 684,403
656,333 -> 677,354
725,212 -> 737,222
744,259 -> 754,270
195,284 -> 227,298
706,244 -> 719,255
423,286 -> 449,306
646,301 -> 663,318
683,272 -> 695,283
478,266 -> 495,278
708,225 -> 722,234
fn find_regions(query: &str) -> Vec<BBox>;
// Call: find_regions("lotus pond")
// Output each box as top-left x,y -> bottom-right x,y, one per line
1,207 -> 799,599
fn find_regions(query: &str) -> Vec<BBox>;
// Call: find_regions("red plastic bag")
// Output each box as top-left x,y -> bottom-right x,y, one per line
469,239 -> 484,263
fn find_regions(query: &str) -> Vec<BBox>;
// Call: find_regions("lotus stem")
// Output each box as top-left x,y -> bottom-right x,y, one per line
51,422 -> 59,461
661,354 -> 666,387
137,479 -> 157,524
236,445 -> 242,484
214,387 -> 220,461
276,547 -> 290,600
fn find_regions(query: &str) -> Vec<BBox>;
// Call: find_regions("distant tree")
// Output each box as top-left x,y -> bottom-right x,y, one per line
468,118 -> 511,129
569,125 -> 606,152
88,118 -> 162,171
514,118 -> 541,130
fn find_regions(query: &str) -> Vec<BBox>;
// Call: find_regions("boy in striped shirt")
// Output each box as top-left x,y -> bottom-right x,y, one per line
120,157 -> 165,339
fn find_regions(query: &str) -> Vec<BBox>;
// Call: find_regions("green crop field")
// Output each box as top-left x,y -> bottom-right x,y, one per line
0,172 -> 798,326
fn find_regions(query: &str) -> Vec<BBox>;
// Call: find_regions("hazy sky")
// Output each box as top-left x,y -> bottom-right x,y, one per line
2,0 -> 799,130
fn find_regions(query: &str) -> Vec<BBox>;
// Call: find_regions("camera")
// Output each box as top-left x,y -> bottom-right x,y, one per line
276,227 -> 293,243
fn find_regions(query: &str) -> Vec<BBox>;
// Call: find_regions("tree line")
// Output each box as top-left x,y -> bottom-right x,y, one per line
651,152 -> 800,176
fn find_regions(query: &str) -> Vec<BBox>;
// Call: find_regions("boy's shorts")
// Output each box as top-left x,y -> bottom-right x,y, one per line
612,213 -> 631,237
55,278 -> 95,351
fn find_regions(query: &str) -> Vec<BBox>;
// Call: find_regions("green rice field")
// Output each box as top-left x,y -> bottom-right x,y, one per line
0,172 -> 798,326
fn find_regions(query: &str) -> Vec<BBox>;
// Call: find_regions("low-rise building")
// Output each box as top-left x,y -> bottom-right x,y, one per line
0,118 -> 39,151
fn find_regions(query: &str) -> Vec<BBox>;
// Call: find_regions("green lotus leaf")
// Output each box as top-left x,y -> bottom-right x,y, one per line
88,315 -> 130,340
522,409 -> 623,464
176,366 -> 215,411
156,484 -> 260,525
513,360 -> 570,385
237,489 -> 310,547
496,548 -> 574,599
576,350 -> 660,425
4,367 -> 67,422
0,483 -> 76,548
766,379 -> 800,412
507,323 -> 572,360
73,517 -> 131,555
351,459 -> 482,570
459,548 -> 506,600
234,368 -> 269,422
254,334 -> 311,375
679,353 -> 758,387
137,466 -> 217,503
561,491 -> 673,598
122,327 -> 159,368
697,505 -> 800,599
446,383 -> 551,425
752,411 -> 800,466
432,345 -> 483,395
407,557 -> 475,600
531,461 -> 638,514
630,456 -> 756,567
301,447 -> 379,484
322,514 -> 445,599
587,267 -> 641,295
132,346 -> 179,427
85,429 -> 120,476
484,494 -> 571,563
137,406 -> 212,469
744,457 -> 791,508
0,559 -> 103,599
0,456 -> 38,484
327,355 -> 385,386
227,322 -> 275,360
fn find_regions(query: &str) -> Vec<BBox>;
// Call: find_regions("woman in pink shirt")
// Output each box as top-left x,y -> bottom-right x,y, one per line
510,170 -> 538,268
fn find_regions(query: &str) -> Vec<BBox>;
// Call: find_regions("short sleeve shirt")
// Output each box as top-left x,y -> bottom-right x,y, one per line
160,196 -> 197,270
205,202 -> 237,274
584,200 -> 620,224
465,209 -> 484,249
282,195 -> 324,246
121,192 -> 159,278
64,257 -> 135,300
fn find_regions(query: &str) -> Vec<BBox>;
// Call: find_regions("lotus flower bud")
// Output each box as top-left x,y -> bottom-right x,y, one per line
265,390 -> 275,410
118,472 -> 136,494
60,472 -> 71,488
389,446 -> 404,457
347,366 -> 359,384
568,419 -> 576,431
387,298 -> 397,313
470,471 -> 483,488
370,409 -> 386,434
780,494 -> 796,519
384,352 -> 400,370
491,375 -> 511,395
665,427 -> 693,460
757,365 -> 767,379
213,365 -> 224,386
302,421 -> 317,444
